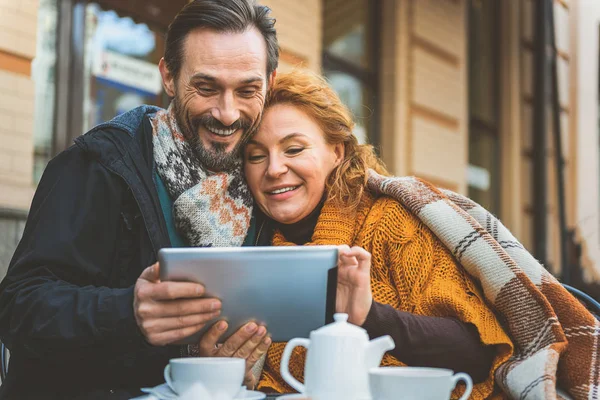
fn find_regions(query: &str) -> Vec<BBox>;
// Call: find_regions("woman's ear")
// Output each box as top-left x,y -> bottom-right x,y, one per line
333,143 -> 345,167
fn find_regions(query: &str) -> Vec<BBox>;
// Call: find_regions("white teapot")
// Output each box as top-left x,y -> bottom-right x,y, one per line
280,313 -> 395,400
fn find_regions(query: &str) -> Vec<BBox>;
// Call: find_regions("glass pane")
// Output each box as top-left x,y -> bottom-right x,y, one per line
32,0 -> 59,184
468,129 -> 500,214
469,0 -> 498,126
323,70 -> 372,144
323,0 -> 372,69
81,4 -> 166,132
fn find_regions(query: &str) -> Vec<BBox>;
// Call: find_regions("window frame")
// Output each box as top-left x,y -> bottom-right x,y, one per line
321,0 -> 382,149
467,0 -> 502,216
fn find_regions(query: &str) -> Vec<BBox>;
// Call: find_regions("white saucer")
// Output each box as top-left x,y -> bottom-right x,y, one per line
139,383 -> 266,400
236,390 -> 267,400
276,395 -> 371,400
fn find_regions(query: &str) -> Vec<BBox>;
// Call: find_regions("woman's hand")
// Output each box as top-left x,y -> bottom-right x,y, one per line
335,245 -> 373,326
197,321 -> 271,389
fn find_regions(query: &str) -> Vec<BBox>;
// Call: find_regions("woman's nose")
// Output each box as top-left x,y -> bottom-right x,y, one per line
266,155 -> 288,177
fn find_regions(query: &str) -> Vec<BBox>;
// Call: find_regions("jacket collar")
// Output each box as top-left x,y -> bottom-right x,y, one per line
74,105 -> 171,255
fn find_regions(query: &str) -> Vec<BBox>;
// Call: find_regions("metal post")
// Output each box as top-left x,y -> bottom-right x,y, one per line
533,0 -> 549,266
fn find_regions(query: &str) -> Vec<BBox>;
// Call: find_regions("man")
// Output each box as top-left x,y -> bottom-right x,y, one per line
0,0 -> 278,398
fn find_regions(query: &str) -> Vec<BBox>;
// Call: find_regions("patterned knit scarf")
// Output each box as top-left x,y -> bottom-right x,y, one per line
150,105 -> 253,247
365,170 -> 599,400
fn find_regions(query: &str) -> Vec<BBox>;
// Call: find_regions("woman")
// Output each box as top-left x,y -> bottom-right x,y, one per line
244,71 -> 513,399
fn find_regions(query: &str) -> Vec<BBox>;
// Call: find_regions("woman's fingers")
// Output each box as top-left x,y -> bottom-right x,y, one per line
197,320 -> 228,356
217,322 -> 259,357
351,246 -> 372,272
246,335 -> 272,369
232,325 -> 268,360
338,246 -> 371,272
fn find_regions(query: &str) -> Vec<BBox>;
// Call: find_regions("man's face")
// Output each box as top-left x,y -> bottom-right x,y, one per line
160,28 -> 273,171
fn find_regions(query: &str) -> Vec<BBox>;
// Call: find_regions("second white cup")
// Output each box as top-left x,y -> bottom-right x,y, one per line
369,367 -> 473,400
164,357 -> 245,399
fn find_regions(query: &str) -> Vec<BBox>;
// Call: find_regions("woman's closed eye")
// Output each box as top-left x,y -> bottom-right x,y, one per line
285,147 -> 305,156
247,153 -> 266,163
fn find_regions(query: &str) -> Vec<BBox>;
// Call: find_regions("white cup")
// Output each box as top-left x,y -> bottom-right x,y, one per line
369,367 -> 473,400
163,357 -> 245,399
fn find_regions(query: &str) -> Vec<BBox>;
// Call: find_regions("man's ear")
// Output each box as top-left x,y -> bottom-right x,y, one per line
268,69 -> 277,88
159,58 -> 176,97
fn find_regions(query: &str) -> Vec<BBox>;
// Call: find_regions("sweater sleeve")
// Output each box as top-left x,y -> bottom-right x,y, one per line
361,301 -> 495,383
366,198 -> 514,399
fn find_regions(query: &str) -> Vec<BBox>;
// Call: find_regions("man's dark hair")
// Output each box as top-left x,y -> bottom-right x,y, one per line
164,0 -> 278,80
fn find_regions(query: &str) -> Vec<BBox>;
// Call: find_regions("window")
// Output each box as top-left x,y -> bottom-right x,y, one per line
322,0 -> 380,146
32,0 -> 59,183
49,0 -> 187,157
468,0 -> 501,215
81,3 -> 168,133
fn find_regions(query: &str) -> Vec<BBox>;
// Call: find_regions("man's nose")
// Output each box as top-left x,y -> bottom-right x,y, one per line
211,91 -> 240,127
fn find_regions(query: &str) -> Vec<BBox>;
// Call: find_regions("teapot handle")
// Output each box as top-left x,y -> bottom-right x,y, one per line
280,338 -> 310,393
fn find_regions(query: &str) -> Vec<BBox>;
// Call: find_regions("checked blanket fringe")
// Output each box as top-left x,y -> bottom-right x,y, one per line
366,170 -> 600,400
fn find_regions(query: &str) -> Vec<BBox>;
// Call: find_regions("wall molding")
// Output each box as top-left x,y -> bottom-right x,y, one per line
0,50 -> 31,76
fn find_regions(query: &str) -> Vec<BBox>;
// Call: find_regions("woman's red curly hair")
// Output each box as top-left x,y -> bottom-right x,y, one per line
264,70 -> 389,210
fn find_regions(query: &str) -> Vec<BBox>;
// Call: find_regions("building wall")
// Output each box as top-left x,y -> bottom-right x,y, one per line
259,0 -> 322,72
0,0 -> 37,280
380,0 -> 468,194
0,0 -> 37,211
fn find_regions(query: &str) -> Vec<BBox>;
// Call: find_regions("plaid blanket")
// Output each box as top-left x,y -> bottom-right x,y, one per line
367,171 -> 600,400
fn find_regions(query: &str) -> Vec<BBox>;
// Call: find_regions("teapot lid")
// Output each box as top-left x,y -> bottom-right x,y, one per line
313,313 -> 368,338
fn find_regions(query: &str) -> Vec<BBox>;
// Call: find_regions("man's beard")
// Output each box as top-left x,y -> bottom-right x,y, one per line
172,99 -> 258,172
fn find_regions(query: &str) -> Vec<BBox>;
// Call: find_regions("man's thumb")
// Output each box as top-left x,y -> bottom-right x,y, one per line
139,262 -> 160,282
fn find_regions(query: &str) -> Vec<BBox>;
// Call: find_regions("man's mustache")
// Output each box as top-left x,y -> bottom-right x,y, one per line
192,114 -> 252,132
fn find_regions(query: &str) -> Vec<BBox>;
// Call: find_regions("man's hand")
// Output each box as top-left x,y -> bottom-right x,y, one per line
198,321 -> 272,389
336,245 -> 373,326
134,263 -> 222,346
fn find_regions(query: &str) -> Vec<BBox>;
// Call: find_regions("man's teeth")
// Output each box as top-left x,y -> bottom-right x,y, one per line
206,126 -> 236,136
270,186 -> 298,194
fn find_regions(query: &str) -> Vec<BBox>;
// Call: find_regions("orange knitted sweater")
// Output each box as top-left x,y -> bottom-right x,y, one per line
257,192 -> 514,399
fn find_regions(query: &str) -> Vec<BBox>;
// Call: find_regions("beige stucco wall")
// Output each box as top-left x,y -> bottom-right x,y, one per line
380,0 -> 468,194
573,0 -> 600,281
0,0 -> 37,211
259,0 -> 322,73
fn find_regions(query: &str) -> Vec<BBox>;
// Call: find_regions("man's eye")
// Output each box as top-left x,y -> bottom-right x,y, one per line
198,87 -> 216,95
239,88 -> 257,97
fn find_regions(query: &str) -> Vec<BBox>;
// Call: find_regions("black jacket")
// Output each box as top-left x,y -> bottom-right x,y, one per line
0,106 -> 180,399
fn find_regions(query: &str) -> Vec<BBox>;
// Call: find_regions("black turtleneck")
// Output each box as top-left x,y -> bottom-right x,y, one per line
277,200 -> 325,245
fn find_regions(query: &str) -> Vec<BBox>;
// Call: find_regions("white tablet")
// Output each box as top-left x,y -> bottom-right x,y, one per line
158,246 -> 338,344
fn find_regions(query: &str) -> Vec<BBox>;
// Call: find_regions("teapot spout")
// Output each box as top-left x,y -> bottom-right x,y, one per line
366,335 -> 395,368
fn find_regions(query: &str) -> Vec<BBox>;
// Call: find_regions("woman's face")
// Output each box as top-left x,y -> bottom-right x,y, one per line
244,104 -> 343,224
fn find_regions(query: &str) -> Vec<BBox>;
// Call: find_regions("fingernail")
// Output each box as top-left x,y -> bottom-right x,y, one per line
218,321 -> 227,331
211,301 -> 221,311
196,285 -> 204,295
256,326 -> 266,336
264,337 -> 272,345
246,323 -> 257,333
